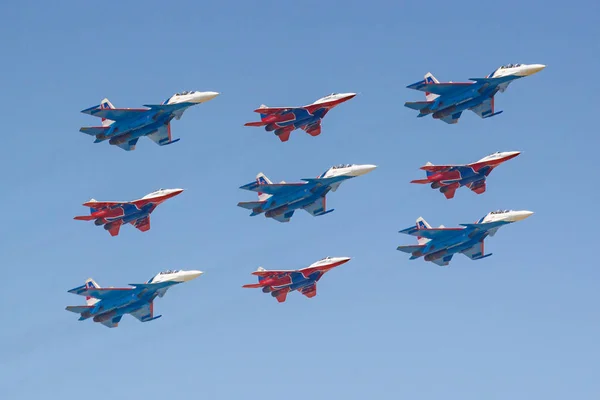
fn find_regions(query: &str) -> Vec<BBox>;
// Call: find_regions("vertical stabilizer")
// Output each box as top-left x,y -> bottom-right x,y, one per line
255,173 -> 273,201
84,278 -> 101,305
99,98 -> 115,127
424,73 -> 440,101
416,217 -> 432,244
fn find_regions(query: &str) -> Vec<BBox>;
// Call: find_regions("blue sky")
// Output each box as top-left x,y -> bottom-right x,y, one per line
1,1 -> 599,399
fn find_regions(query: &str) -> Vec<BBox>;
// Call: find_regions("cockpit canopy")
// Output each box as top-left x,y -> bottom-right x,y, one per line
331,164 -> 354,169
489,64 -> 522,77
163,91 -> 196,104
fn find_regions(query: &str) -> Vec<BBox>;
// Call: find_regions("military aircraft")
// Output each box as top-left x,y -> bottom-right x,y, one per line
74,188 -> 183,236
411,151 -> 520,199
405,63 -> 545,124
397,210 -> 533,266
244,93 -> 356,142
65,269 -> 202,328
243,257 -> 351,303
237,164 -> 376,222
80,90 -> 219,151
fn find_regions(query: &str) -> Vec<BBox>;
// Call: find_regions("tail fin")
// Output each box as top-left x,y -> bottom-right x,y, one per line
415,217 -> 432,244
99,98 -> 115,127
256,267 -> 266,282
84,278 -> 100,305
258,105 -> 268,119
423,162 -> 436,178
424,73 -> 440,101
255,173 -> 272,201
87,198 -> 98,214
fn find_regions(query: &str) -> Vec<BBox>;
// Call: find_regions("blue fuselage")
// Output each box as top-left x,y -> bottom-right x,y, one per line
265,108 -> 327,131
256,177 -> 349,218
416,228 -> 490,261
427,76 -> 521,118
103,112 -> 173,145
80,291 -> 158,322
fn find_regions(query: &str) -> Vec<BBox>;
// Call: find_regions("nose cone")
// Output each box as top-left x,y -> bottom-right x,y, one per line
325,257 -> 352,268
179,270 -> 204,282
348,164 -> 377,177
165,188 -> 184,198
519,64 -> 546,76
505,210 -> 534,222
192,91 -> 220,103
341,93 -> 357,100
502,151 -> 521,160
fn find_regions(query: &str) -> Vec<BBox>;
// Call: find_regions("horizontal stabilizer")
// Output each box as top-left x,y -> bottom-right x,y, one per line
410,179 -> 430,184
404,101 -> 433,111
80,126 -> 110,136
242,283 -> 264,288
482,111 -> 503,119
397,244 -> 425,253
237,201 -> 265,210
73,215 -> 97,221
65,305 -> 93,314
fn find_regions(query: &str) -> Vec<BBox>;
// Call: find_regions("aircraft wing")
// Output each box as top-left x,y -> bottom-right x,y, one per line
82,200 -> 126,209
252,269 -> 294,278
253,106 -> 296,115
420,164 -> 459,173
272,210 -> 295,223
303,197 -> 333,217
301,120 -> 322,136
147,123 -> 180,146
299,283 -> 317,298
469,97 -> 501,119
100,315 -> 122,328
407,79 -> 473,96
83,107 -> 149,121
466,179 -> 486,194
440,111 -> 463,124
132,215 -> 151,232
432,254 -> 453,266
239,181 -> 305,195
68,287 -> 133,300
130,302 -> 158,322
461,240 -> 492,260
399,226 -> 464,240
114,138 -> 139,151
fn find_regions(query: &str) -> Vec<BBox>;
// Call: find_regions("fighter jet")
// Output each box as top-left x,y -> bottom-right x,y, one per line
243,257 -> 351,303
74,188 -> 183,236
397,210 -> 533,266
405,63 -> 545,124
244,93 -> 356,142
411,151 -> 521,199
65,269 -> 202,328
237,164 -> 376,222
80,90 -> 219,151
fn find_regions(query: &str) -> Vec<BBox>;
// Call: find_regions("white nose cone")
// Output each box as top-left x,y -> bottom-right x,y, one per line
191,91 -> 220,103
517,64 -> 546,76
348,164 -> 377,177
177,270 -> 204,282
499,210 -> 534,223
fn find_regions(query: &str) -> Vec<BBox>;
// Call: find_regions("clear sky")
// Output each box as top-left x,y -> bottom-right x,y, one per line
1,1 -> 599,399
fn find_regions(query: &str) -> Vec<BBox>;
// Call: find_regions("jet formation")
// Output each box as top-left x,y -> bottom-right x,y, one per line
405,63 -> 545,124
74,188 -> 183,236
411,151 -> 520,199
244,93 -> 356,142
80,90 -> 219,150
65,269 -> 202,328
397,210 -> 533,266
237,164 -> 376,222
243,257 -> 351,302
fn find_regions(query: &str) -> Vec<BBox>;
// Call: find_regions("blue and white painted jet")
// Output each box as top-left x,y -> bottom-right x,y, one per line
397,210 -> 533,266
80,90 -> 219,151
65,269 -> 202,328
405,63 -> 545,124
238,164 -> 376,222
